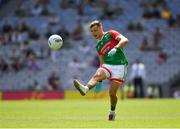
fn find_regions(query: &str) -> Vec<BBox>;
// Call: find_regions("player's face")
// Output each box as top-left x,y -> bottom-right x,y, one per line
90,25 -> 104,40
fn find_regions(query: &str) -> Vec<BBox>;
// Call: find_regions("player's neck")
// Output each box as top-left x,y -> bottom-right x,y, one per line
98,32 -> 105,41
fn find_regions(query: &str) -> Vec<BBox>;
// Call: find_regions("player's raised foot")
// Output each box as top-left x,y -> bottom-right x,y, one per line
108,111 -> 116,121
73,80 -> 89,96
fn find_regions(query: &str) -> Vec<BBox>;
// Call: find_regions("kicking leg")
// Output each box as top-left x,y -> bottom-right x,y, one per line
86,68 -> 106,89
73,68 -> 106,96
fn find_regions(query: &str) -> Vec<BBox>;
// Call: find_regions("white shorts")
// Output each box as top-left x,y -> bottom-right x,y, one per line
99,64 -> 128,84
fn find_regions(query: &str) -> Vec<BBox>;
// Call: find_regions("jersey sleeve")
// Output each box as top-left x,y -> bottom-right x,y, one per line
109,30 -> 121,39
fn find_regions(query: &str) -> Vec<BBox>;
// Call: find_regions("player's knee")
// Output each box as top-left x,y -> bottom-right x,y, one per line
93,73 -> 101,81
109,92 -> 117,98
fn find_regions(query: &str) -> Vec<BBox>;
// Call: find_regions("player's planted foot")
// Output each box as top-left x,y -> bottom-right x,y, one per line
73,80 -> 89,96
108,111 -> 116,121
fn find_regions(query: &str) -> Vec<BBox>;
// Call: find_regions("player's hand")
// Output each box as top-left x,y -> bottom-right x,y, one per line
108,47 -> 117,56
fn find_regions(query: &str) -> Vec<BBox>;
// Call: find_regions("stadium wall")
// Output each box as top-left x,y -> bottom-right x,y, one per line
0,90 -> 124,100
65,90 -> 123,99
1,91 -> 64,100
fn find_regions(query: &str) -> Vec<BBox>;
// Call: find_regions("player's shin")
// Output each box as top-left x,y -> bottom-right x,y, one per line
86,71 -> 105,90
86,80 -> 99,90
110,93 -> 118,111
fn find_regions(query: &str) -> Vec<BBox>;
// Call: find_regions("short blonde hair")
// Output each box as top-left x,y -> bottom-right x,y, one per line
89,20 -> 102,28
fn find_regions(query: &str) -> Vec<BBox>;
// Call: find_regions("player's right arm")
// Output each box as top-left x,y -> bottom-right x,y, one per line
98,55 -> 104,66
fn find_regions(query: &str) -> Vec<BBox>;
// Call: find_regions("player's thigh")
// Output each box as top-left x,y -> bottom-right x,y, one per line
109,80 -> 120,96
93,68 -> 106,80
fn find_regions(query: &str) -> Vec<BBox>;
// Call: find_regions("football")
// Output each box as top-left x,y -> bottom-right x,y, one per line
48,34 -> 63,50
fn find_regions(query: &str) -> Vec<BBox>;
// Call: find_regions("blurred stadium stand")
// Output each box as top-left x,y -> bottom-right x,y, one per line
0,0 -> 180,98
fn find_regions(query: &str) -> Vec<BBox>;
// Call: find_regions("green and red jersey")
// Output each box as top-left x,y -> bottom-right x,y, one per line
96,30 -> 128,65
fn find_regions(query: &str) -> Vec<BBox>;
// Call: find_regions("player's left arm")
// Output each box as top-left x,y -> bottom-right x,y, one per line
115,34 -> 129,48
110,30 -> 129,48
108,30 -> 129,56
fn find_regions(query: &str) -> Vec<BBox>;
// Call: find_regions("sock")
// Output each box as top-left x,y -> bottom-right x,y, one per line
111,106 -> 116,111
86,84 -> 94,90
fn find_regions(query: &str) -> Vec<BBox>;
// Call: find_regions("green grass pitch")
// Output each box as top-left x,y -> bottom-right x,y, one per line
0,99 -> 180,128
